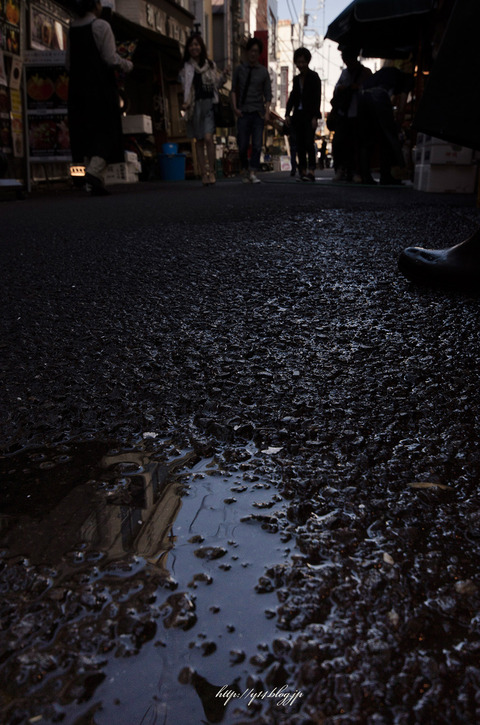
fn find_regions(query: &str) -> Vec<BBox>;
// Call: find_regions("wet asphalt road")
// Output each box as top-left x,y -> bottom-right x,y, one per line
1,173 -> 480,725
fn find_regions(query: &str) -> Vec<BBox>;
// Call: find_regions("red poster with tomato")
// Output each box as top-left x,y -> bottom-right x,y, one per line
26,66 -> 69,110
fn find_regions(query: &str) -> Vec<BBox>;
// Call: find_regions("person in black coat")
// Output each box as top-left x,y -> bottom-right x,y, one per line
67,0 -> 133,195
285,48 -> 321,181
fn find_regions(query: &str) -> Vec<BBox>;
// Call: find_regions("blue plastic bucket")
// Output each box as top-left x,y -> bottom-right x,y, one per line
158,153 -> 185,181
162,142 -> 179,155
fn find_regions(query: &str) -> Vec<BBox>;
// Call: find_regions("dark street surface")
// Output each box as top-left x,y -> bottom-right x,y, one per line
1,172 -> 480,725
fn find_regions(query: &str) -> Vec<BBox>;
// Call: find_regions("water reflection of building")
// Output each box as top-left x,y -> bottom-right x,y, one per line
0,449 -> 190,571
93,451 -> 185,567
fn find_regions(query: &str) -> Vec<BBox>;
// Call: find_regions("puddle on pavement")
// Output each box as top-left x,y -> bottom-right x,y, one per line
0,440 -> 298,724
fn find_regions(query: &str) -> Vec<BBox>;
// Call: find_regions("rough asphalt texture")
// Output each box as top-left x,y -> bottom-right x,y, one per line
1,174 -> 480,724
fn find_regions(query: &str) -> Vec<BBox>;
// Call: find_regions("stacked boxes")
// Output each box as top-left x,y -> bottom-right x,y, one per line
414,134 -> 475,193
104,151 -> 141,186
273,156 -> 292,171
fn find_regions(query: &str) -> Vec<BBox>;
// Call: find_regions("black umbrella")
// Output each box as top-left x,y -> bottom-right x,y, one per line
325,0 -> 435,58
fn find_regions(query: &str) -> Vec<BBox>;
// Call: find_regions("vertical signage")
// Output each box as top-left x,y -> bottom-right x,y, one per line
25,50 -> 71,162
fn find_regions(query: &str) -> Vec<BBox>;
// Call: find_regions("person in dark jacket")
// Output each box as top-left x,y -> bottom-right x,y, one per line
285,48 -> 321,182
67,0 -> 133,195
231,37 -> 272,184
359,66 -> 411,185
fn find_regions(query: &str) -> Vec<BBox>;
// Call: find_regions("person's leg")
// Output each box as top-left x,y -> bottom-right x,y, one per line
289,130 -> 297,176
349,117 -> 363,182
205,133 -> 216,184
85,156 -> 109,195
357,93 -> 376,184
398,226 -> 480,290
332,133 -> 342,179
249,113 -> 264,175
237,114 -> 250,176
306,122 -> 317,176
333,116 -> 349,181
294,114 -> 307,177
195,139 -> 208,183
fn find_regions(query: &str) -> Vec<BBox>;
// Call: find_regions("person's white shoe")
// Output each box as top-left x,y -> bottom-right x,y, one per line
249,171 -> 261,184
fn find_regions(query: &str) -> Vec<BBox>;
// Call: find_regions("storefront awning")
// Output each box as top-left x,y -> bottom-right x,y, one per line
325,0 -> 435,58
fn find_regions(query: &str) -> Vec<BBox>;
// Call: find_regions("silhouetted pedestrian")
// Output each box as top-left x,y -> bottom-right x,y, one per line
67,0 -> 133,196
285,47 -> 321,182
359,66 -> 411,185
331,47 -> 372,183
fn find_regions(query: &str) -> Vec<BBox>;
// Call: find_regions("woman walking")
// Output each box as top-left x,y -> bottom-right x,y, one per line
180,34 -> 228,185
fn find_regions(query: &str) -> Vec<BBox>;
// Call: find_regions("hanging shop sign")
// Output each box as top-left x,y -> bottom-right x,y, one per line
145,4 -> 167,35
0,48 -> 6,84
1,49 -> 23,157
116,0 -> 190,47
0,0 -> 21,55
0,51 -> 10,154
0,74 -> 11,153
9,54 -> 21,89
9,86 -> 22,156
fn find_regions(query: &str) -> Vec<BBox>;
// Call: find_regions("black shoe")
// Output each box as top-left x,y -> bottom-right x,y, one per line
380,176 -> 403,186
307,173 -> 315,182
85,172 -> 111,196
398,245 -> 480,292
290,169 -> 296,177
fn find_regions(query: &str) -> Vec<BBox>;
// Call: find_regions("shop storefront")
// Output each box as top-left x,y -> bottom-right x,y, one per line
0,0 -> 193,192
25,1 -> 70,185
0,0 -> 23,186
112,0 -> 194,145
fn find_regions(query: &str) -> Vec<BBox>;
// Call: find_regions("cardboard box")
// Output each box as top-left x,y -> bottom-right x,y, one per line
104,162 -> 139,185
273,156 -> 292,171
121,114 -> 153,135
423,144 -> 472,165
124,150 -> 139,164
414,163 -> 476,193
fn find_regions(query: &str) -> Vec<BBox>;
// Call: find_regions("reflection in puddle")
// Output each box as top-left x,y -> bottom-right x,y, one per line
0,441 -> 297,723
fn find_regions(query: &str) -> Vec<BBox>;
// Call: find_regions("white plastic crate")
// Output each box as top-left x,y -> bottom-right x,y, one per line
423,144 -> 472,165
414,135 -> 472,165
